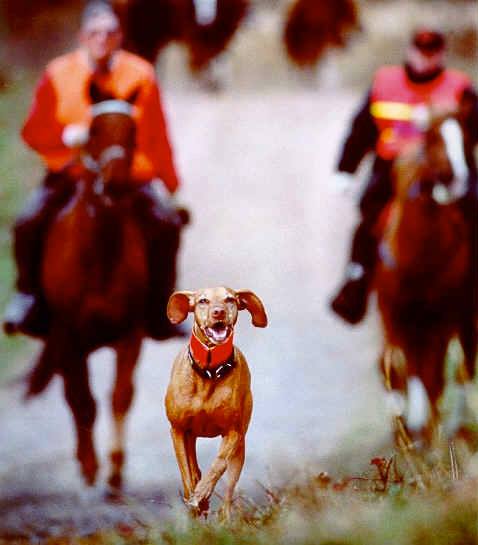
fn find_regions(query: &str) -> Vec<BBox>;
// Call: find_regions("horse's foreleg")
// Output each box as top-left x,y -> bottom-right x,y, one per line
380,345 -> 407,415
406,339 -> 447,443
108,332 -> 142,490
458,308 -> 477,384
62,356 -> 98,486
449,314 -> 478,440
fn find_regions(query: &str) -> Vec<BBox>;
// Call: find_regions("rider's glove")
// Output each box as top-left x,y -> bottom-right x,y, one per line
62,123 -> 89,149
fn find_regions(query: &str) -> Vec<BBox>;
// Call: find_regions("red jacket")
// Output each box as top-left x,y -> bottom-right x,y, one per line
22,49 -> 180,192
370,66 -> 471,160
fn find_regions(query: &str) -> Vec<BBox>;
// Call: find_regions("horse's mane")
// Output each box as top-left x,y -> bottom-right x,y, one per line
393,145 -> 426,201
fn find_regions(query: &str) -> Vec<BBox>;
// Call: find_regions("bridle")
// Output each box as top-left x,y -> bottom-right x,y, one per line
81,99 -> 133,194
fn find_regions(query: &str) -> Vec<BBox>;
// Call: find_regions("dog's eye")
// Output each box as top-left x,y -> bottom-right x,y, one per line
225,297 -> 236,304
198,298 -> 209,305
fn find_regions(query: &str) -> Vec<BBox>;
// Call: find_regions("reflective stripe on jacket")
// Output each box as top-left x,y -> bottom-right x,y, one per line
370,66 -> 471,160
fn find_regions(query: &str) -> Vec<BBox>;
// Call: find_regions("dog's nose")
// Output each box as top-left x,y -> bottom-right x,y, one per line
212,306 -> 226,319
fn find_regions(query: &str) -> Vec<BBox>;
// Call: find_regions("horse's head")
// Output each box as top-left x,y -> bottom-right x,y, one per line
396,97 -> 472,206
82,81 -> 139,189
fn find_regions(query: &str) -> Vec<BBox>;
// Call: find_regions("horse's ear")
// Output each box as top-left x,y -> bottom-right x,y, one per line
235,290 -> 268,328
167,291 -> 195,324
89,80 -> 115,104
125,86 -> 140,105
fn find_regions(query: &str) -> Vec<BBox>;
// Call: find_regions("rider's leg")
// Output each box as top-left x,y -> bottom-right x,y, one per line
131,184 -> 187,340
4,172 -> 73,336
330,159 -> 393,324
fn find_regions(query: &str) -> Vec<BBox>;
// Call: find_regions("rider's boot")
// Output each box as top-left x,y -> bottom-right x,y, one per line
3,176 -> 71,337
135,185 -> 189,340
146,220 -> 188,340
330,222 -> 378,325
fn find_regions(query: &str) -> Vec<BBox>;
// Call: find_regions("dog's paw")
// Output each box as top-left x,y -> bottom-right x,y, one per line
185,496 -> 200,509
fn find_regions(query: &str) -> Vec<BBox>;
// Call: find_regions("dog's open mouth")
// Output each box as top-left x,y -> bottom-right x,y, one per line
205,322 -> 231,344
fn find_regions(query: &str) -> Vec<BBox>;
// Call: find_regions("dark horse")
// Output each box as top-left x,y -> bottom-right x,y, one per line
375,102 -> 477,444
113,0 -> 248,71
26,91 -> 150,489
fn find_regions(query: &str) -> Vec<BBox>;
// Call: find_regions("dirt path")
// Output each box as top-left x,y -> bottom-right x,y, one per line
0,90 -> 390,538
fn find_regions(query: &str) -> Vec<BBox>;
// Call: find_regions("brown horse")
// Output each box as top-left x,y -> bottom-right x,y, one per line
283,0 -> 359,67
375,105 -> 477,444
26,90 -> 149,489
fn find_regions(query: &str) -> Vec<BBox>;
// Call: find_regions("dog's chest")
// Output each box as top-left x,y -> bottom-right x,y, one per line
169,371 -> 246,436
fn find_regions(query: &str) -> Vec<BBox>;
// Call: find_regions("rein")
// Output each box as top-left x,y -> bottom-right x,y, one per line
81,145 -> 127,173
80,145 -> 128,197
81,98 -> 133,179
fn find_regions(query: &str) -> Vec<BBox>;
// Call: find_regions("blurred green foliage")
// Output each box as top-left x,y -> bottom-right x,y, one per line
0,72 -> 39,379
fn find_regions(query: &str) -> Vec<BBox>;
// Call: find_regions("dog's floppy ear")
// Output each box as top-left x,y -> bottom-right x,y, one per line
167,291 -> 195,324
235,290 -> 268,328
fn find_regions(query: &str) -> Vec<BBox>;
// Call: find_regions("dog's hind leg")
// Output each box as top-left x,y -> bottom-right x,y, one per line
108,332 -> 142,491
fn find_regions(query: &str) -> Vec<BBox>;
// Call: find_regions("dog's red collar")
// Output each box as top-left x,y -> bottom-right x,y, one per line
189,330 -> 235,379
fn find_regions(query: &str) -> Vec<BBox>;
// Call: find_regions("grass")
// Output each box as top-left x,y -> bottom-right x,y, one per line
0,70 -> 39,380
5,442 -> 475,545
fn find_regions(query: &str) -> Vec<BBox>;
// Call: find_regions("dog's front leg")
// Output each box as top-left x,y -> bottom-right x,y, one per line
171,427 -> 195,500
188,430 -> 242,510
222,438 -> 245,519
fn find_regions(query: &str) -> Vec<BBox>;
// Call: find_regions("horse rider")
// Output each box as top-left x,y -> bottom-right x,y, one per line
4,0 -> 187,340
330,28 -> 478,324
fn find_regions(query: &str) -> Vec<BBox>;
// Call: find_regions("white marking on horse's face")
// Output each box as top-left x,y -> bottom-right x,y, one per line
193,0 -> 217,25
406,376 -> 430,433
439,118 -> 468,201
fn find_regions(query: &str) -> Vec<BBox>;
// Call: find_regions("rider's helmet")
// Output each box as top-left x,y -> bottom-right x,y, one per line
412,28 -> 446,55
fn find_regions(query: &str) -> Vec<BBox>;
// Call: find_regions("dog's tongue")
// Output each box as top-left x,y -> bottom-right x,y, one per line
207,325 -> 229,343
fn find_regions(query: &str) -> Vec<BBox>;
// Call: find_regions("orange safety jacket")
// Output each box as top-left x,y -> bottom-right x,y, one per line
370,66 -> 471,160
21,49 -> 180,192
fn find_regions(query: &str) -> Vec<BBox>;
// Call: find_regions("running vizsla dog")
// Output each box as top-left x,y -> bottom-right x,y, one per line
165,287 -> 267,516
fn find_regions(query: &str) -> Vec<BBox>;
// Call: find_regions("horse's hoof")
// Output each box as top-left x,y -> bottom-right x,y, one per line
83,472 -> 98,487
107,471 -> 123,493
105,484 -> 124,503
81,459 -> 99,487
